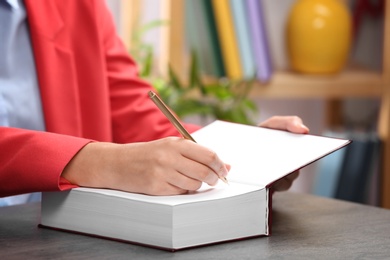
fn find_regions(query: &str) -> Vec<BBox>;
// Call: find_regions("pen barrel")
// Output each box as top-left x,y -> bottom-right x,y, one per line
148,91 -> 196,142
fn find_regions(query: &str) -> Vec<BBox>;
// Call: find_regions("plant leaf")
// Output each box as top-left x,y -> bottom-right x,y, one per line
168,65 -> 183,90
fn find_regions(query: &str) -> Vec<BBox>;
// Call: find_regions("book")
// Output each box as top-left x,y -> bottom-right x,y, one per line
211,0 -> 243,79
40,120 -> 350,251
229,0 -> 256,79
185,0 -> 225,77
259,0 -> 295,70
335,131 -> 381,204
246,0 -> 273,82
364,134 -> 381,206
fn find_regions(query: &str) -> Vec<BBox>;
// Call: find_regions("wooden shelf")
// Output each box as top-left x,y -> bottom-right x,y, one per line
250,69 -> 383,99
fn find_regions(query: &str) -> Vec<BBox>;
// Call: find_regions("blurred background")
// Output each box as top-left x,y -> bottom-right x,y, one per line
106,0 -> 387,207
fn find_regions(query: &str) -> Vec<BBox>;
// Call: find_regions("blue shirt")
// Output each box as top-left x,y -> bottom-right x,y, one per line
0,0 -> 45,131
0,0 -> 44,206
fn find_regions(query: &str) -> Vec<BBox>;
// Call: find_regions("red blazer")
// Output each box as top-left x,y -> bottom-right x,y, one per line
0,0 -> 199,197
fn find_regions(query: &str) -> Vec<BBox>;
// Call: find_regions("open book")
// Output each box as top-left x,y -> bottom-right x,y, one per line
40,120 -> 350,251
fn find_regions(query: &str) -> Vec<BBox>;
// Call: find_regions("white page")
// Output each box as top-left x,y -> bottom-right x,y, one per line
193,120 -> 350,187
74,181 -> 261,206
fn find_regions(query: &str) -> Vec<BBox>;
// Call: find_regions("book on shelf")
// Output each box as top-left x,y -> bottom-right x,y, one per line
40,120 -> 350,251
335,131 -> 381,204
229,0 -> 256,79
211,0 -> 243,79
185,0 -> 225,78
313,127 -> 382,206
312,130 -> 349,198
364,134 -> 382,206
246,0 -> 273,82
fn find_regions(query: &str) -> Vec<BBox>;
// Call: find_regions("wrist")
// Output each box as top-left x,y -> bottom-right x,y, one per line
61,142 -> 119,189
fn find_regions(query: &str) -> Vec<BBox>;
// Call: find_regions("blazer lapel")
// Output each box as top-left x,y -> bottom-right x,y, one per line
24,0 -> 82,137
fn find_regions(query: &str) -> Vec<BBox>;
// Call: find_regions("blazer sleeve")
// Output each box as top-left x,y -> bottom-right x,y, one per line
96,1 -> 200,143
0,127 -> 91,197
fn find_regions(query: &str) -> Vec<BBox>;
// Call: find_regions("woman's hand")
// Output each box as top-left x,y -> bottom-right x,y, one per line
259,115 -> 309,134
61,137 -> 229,196
62,115 -> 308,195
259,116 -> 309,191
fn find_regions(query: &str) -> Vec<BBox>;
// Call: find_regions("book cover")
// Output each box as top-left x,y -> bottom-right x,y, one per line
185,0 -> 225,77
40,120 -> 350,251
211,0 -> 243,79
245,0 -> 273,82
229,0 -> 256,79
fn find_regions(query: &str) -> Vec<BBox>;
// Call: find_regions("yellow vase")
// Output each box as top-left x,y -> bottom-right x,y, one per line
286,0 -> 352,74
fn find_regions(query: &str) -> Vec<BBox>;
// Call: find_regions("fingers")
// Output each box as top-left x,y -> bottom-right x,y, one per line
259,116 -> 309,134
179,140 -> 229,185
119,137 -> 230,196
272,171 -> 300,191
149,172 -> 202,196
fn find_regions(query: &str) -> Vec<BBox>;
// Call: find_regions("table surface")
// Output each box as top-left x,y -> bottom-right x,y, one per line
1,191 -> 390,260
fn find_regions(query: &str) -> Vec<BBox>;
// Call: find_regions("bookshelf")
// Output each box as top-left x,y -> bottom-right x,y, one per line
250,69 -> 383,99
380,0 -> 390,209
120,0 -> 390,208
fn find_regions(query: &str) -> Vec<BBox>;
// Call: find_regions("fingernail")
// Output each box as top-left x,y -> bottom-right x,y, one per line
296,122 -> 309,132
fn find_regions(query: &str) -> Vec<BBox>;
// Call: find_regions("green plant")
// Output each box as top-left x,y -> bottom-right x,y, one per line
129,20 -> 168,78
155,52 -> 258,125
130,21 -> 258,125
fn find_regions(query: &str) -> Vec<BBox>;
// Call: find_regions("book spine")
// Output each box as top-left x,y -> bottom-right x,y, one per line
200,0 -> 226,77
185,1 -> 199,61
186,0 -> 226,77
364,137 -> 381,206
245,0 -> 273,82
335,133 -> 377,203
185,0 -> 212,75
211,0 -> 243,80
229,0 -> 256,79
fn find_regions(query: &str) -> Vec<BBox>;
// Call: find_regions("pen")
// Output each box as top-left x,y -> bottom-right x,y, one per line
148,90 -> 196,142
148,90 -> 228,184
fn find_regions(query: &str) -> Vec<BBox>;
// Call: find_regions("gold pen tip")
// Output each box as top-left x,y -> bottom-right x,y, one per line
221,176 -> 229,185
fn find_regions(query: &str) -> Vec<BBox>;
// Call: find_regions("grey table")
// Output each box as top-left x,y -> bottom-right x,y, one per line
1,192 -> 390,259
